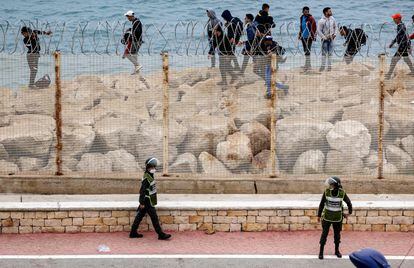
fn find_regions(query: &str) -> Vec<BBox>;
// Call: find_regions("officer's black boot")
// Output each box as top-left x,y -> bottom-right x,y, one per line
158,232 -> 172,240
129,231 -> 144,238
335,243 -> 342,258
318,244 -> 324,260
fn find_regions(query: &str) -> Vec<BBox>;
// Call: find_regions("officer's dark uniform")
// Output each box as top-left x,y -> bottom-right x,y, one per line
318,177 -> 352,259
129,158 -> 171,240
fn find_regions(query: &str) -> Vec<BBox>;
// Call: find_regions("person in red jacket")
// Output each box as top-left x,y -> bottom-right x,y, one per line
298,6 -> 317,72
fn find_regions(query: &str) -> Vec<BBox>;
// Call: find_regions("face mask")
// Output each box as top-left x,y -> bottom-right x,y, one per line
149,168 -> 156,174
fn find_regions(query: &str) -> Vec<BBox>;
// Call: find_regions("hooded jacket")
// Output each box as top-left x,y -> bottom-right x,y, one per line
298,14 -> 317,40
221,10 -> 243,43
207,10 -> 221,39
254,10 -> 275,35
212,26 -> 234,55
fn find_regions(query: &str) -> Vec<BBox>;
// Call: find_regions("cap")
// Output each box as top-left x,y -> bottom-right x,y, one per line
391,13 -> 402,20
124,10 -> 134,17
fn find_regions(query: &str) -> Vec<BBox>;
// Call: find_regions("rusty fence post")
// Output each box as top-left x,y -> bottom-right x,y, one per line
54,51 -> 63,175
377,54 -> 386,179
162,52 -> 170,176
270,54 -> 278,178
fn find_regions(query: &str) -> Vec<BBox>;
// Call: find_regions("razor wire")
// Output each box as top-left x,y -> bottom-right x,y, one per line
0,19 -> 413,57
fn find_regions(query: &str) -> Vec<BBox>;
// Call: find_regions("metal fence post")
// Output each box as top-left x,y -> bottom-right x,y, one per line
54,51 -> 63,176
270,54 -> 278,178
162,52 -> 169,176
377,54 -> 386,179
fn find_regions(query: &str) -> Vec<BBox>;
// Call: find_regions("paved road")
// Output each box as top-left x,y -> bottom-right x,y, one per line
1,255 -> 413,268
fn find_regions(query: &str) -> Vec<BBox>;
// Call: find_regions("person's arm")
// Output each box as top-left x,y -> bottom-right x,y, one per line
343,193 -> 353,215
318,192 -> 326,217
298,16 -> 302,39
227,20 -> 235,42
33,30 -> 52,35
139,178 -> 149,205
317,19 -> 326,40
310,17 -> 317,40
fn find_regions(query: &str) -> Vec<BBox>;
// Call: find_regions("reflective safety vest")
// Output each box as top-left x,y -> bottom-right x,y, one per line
322,188 -> 345,222
143,173 -> 157,207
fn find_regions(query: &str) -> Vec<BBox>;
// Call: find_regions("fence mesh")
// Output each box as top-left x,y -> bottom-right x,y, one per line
0,53 -> 413,178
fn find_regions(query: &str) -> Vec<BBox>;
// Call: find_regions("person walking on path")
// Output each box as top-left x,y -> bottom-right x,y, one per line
221,10 -> 244,72
240,14 -> 257,75
317,7 -> 337,72
339,26 -> 368,64
206,10 -> 221,68
212,25 -> 237,86
130,157 -> 171,240
318,176 -> 352,260
255,3 -> 275,37
298,6 -> 317,71
385,13 -> 414,79
21,26 -> 52,88
123,10 -> 143,75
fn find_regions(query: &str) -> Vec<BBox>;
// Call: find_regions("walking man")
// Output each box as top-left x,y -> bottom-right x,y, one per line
317,7 -> 337,72
255,3 -> 276,37
240,14 -> 257,75
21,27 -> 52,88
130,157 -> 171,240
206,10 -> 221,68
123,10 -> 143,75
212,25 -> 237,86
339,26 -> 368,64
318,177 -> 352,260
385,13 -> 414,79
298,6 -> 317,71
221,10 -> 244,72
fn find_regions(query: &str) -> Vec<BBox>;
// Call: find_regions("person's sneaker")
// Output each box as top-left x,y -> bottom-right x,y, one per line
131,65 -> 143,75
129,233 -> 144,238
318,253 -> 324,260
158,233 -> 171,240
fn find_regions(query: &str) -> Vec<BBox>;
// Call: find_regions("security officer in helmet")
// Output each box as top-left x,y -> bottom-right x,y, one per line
317,176 -> 352,259
129,157 -> 171,240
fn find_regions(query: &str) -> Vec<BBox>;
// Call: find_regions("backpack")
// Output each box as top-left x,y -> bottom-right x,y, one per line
354,28 -> 368,46
121,28 -> 132,45
35,74 -> 51,89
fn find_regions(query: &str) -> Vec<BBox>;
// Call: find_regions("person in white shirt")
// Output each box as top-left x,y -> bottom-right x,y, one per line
317,7 -> 337,72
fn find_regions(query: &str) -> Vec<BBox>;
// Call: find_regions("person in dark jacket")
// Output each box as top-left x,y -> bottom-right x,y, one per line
212,25 -> 237,86
339,26 -> 368,64
318,177 -> 352,260
385,13 -> 414,79
240,14 -> 257,75
206,10 -> 221,68
254,3 -> 275,36
21,26 -> 52,88
298,6 -> 317,71
130,157 -> 171,240
123,10 -> 143,75
221,10 -> 243,72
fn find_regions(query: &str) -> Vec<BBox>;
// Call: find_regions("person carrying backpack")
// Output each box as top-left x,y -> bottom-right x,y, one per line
339,26 -> 368,64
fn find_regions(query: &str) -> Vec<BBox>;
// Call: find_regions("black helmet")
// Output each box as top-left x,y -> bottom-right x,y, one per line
325,176 -> 342,188
145,157 -> 159,169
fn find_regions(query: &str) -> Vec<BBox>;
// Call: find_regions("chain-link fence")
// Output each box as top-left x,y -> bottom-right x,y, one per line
0,51 -> 413,179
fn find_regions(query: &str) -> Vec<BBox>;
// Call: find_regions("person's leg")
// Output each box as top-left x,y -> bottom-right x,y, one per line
333,221 -> 343,258
265,63 -> 271,97
218,55 -> 227,84
146,205 -> 163,235
241,51 -> 250,75
319,219 -> 331,259
320,41 -> 328,71
208,41 -> 216,68
302,38 -> 311,69
386,52 -> 402,79
27,53 -> 39,87
130,205 -> 147,237
402,56 -> 414,74
327,40 -> 333,71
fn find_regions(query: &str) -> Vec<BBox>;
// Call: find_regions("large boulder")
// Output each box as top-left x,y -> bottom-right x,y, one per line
183,115 -> 236,157
198,151 -> 230,175
92,97 -> 150,123
0,114 -> 54,158
325,150 -> 364,174
14,88 -> 54,116
0,160 -> 19,174
169,153 -> 198,173
401,135 -> 414,159
18,157 -> 44,172
293,102 -> 343,123
386,145 -> 414,173
135,119 -> 186,165
251,150 -> 279,175
342,104 -> 390,145
293,150 -> 325,175
276,117 -> 333,171
0,144 -> 9,160
216,132 -> 253,171
76,153 -> 112,173
0,88 -> 16,118
62,125 -> 95,160
385,104 -> 414,137
106,149 -> 142,173
326,120 -> 371,158
94,116 -> 139,155
240,121 -> 270,155
364,150 -> 386,169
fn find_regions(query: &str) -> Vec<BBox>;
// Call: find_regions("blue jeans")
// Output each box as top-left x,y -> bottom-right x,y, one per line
321,40 -> 333,70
